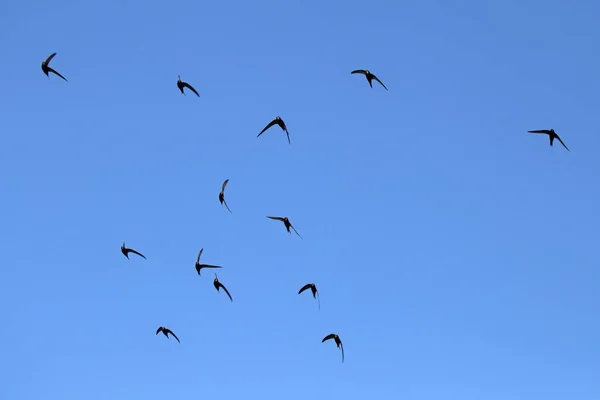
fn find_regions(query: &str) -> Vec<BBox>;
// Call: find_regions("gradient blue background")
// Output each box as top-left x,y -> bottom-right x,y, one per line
1,0 -> 599,399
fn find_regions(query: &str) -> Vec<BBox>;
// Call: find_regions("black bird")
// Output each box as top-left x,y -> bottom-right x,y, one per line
156,326 -> 180,343
195,248 -> 222,275
351,69 -> 387,90
257,116 -> 290,144
527,129 -> 570,151
219,179 -> 232,214
213,273 -> 233,302
267,216 -> 302,239
121,242 -> 146,259
298,283 -> 320,309
322,333 -> 344,363
177,75 -> 200,97
41,53 -> 68,82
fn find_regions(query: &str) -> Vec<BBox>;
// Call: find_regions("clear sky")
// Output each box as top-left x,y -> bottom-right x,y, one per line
1,0 -> 599,399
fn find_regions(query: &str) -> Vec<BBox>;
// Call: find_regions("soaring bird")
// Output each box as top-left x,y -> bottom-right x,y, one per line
527,129 -> 569,151
267,216 -> 302,239
195,248 -> 222,275
219,179 -> 232,214
322,333 -> 344,363
213,273 -> 233,302
41,53 -> 68,82
177,75 -> 200,97
121,242 -> 146,259
257,116 -> 290,144
156,326 -> 180,343
298,283 -> 320,309
351,69 -> 387,90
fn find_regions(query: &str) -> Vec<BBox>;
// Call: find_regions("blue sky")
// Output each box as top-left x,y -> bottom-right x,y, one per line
1,0 -> 599,398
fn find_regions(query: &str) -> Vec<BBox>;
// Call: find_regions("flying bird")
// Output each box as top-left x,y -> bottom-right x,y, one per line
351,69 -> 387,90
41,53 -> 68,82
219,179 -> 232,214
213,273 -> 233,302
121,242 -> 146,259
298,283 -> 320,309
257,116 -> 290,144
195,248 -> 222,275
177,75 -> 200,97
527,129 -> 570,151
267,216 -> 302,239
322,333 -> 344,363
156,326 -> 180,343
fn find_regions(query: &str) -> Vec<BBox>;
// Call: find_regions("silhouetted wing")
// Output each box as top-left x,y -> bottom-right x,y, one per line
528,130 -> 552,134
182,82 -> 199,97
156,327 -> 163,335
221,179 -> 229,192
289,224 -> 303,239
257,119 -> 278,138
267,216 -> 285,222
298,283 -> 312,295
199,264 -> 222,269
217,282 -> 233,301
45,52 -> 57,65
372,74 -> 388,90
197,248 -> 204,263
555,135 -> 570,151
48,67 -> 68,82
322,333 -> 336,343
351,69 -> 367,75
223,199 -> 233,214
340,341 -> 344,363
129,248 -> 146,259
285,129 -> 291,144
166,329 -> 180,343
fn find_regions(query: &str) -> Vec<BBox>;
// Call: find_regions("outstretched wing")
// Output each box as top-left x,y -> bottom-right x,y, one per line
372,74 -> 388,91
257,119 -> 278,138
48,67 -> 68,82
289,223 -> 303,239
322,333 -> 336,343
267,216 -> 285,222
182,82 -> 200,97
223,199 -> 233,214
166,329 -> 180,343
555,134 -> 570,151
197,248 -> 204,263
156,327 -> 163,335
218,282 -> 233,301
351,69 -> 367,75
200,264 -> 222,270
298,283 -> 312,295
221,179 -> 229,193
129,248 -> 146,259
45,52 -> 57,65
340,341 -> 344,363
528,129 -> 552,135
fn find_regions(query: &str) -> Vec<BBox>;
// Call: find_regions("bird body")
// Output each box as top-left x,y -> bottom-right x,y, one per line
156,326 -> 180,343
195,248 -> 222,275
527,129 -> 570,151
322,333 -> 344,363
267,216 -> 302,239
351,69 -> 387,90
257,116 -> 290,144
177,75 -> 200,97
41,52 -> 68,82
213,273 -> 233,301
121,242 -> 146,259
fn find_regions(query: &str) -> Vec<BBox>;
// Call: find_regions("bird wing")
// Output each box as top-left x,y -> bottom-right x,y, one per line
197,248 -> 204,263
48,67 -> 68,82
286,129 -> 291,144
156,327 -> 163,335
223,199 -> 233,214
182,82 -> 200,97
528,130 -> 552,134
340,341 -> 344,363
372,74 -> 388,90
289,223 -> 303,239
298,283 -> 312,295
129,248 -> 146,259
267,216 -> 285,222
316,291 -> 320,310
322,333 -> 336,343
45,52 -> 57,65
217,282 -> 233,301
166,329 -> 180,343
555,134 -> 570,151
199,264 -> 222,269
257,119 -> 278,138
221,179 -> 229,192
351,69 -> 367,75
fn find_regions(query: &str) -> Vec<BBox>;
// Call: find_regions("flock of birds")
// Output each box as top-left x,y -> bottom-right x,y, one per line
40,48 -> 570,365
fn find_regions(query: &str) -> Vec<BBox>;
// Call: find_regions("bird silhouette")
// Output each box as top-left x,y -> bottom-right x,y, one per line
298,283 -> 320,309
41,53 -> 68,82
219,179 -> 232,214
322,333 -> 344,363
527,129 -> 570,151
121,242 -> 146,259
257,116 -> 290,144
177,75 -> 200,97
267,216 -> 302,239
156,326 -> 180,343
351,69 -> 387,90
213,273 -> 233,302
195,248 -> 222,275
